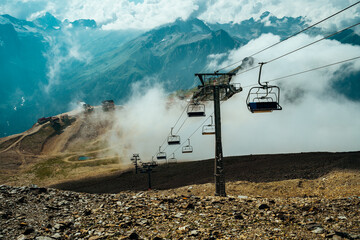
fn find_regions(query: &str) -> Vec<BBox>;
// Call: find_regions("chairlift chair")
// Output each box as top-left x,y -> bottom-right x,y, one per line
246,63 -> 282,113
202,115 -> 215,135
187,103 -> 205,117
168,153 -> 177,164
150,156 -> 158,166
156,146 -> 167,160
167,127 -> 180,145
182,139 -> 193,153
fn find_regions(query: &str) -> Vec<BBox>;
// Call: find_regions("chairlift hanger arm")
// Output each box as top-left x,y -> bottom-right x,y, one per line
257,62 -> 268,87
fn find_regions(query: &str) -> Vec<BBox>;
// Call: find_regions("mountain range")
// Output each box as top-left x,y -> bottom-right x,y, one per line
1,12 -> 359,137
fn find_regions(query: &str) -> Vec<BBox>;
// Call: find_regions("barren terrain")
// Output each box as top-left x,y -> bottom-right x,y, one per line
0,109 -> 359,239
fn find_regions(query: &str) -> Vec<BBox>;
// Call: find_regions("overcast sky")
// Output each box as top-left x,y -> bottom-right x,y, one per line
0,0 -> 359,30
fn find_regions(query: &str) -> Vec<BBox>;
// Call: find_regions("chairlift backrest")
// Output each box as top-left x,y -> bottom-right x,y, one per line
187,103 -> 205,117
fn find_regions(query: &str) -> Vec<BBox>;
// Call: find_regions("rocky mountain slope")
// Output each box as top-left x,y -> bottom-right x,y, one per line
1,174 -> 359,239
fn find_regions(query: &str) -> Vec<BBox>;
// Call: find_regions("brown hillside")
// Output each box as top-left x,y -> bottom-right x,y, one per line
0,108 -> 125,186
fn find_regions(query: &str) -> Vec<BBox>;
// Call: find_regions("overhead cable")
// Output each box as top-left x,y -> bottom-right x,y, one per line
215,1 -> 360,72
235,22 -> 360,77
265,22 -> 360,65
242,56 -> 360,88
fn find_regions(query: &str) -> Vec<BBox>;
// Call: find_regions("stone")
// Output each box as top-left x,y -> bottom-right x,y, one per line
17,235 -> 26,240
128,231 -> 139,239
311,227 -> 324,234
174,213 -> 184,218
51,233 -> 62,239
189,230 -> 199,236
234,213 -> 244,220
185,203 -> 195,209
23,227 -> 34,235
258,204 -> 270,210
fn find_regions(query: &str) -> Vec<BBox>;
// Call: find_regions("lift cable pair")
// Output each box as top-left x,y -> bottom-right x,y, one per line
153,102 -> 190,160
215,1 -> 360,73
233,21 -> 360,79
242,56 -> 360,89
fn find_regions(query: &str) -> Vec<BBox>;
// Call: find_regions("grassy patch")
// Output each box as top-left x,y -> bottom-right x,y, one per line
73,157 -> 119,168
31,155 -> 119,181
31,156 -> 71,180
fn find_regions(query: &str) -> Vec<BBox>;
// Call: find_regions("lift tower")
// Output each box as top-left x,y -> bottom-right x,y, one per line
192,72 -> 242,196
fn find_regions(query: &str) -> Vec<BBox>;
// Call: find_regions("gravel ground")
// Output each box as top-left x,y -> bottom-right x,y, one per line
1,184 -> 359,240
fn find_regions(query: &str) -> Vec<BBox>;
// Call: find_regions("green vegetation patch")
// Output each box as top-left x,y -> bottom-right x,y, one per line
31,155 -> 119,181
72,157 -> 118,168
31,156 -> 71,180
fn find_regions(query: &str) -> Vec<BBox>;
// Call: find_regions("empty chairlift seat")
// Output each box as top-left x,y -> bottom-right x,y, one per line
202,116 -> 215,135
157,152 -> 167,160
182,139 -> 193,153
156,146 -> 167,160
168,153 -> 177,164
167,127 -> 180,145
246,86 -> 282,113
187,103 -> 205,117
246,62 -> 282,113
168,135 -> 180,145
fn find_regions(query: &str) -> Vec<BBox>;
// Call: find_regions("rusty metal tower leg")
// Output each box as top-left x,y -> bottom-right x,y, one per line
213,85 -> 226,197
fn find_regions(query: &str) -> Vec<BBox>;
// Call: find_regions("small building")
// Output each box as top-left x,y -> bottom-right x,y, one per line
102,100 -> 115,111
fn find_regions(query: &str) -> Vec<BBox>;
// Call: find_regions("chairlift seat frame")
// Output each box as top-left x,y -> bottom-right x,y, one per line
182,139 -> 193,153
156,153 -> 167,160
182,145 -> 193,153
167,135 -> 181,145
246,62 -> 282,113
167,127 -> 181,145
202,125 -> 215,135
202,115 -> 215,135
187,103 -> 205,117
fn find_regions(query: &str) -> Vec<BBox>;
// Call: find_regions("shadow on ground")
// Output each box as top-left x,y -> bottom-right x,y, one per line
51,151 -> 360,193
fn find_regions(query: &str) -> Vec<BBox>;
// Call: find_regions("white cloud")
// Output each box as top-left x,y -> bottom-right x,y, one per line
0,0 -> 358,30
199,0 -> 360,31
206,33 -> 360,157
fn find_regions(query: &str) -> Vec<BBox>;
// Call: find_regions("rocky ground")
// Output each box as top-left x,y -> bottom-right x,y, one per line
1,183 -> 359,240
